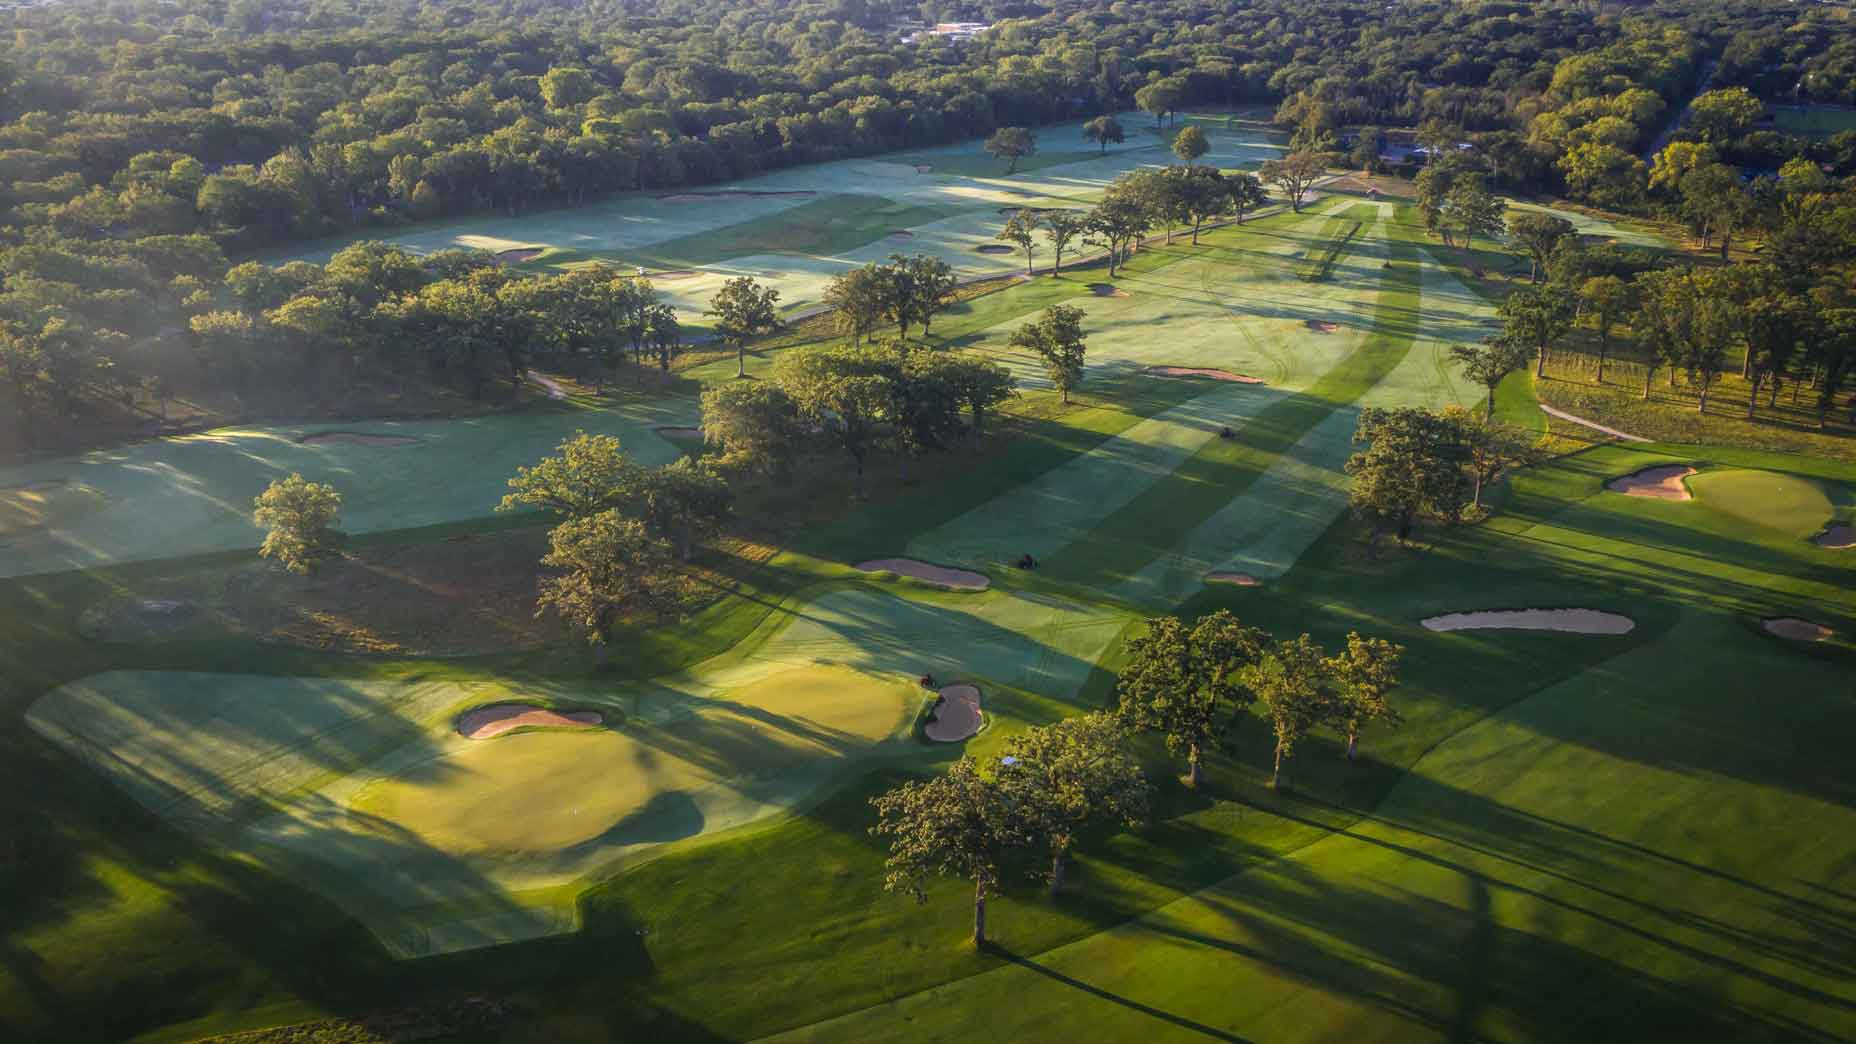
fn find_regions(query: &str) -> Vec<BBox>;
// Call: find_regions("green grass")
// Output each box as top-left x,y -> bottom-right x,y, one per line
1770,105 -> 1856,138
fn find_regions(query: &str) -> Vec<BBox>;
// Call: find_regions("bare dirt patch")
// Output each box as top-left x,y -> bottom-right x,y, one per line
298,431 -> 421,447
1422,609 -> 1635,635
1146,366 -> 1264,384
855,558 -> 989,590
924,683 -> 982,742
658,190 -> 816,203
1206,572 -> 1259,586
975,244 -> 1015,255
494,248 -> 543,264
1087,283 -> 1130,298
1763,616 -> 1833,642
1606,464 -> 1696,500
1813,524 -> 1854,549
457,703 -> 602,740
1305,319 -> 1340,333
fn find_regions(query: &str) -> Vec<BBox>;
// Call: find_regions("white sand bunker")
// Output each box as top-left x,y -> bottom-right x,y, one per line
888,230 -> 915,239
1423,609 -> 1635,635
457,703 -> 603,740
975,244 -> 1014,254
655,426 -> 703,440
855,558 -> 989,590
1146,366 -> 1264,384
1763,617 -> 1833,642
494,247 -> 542,264
658,190 -> 815,203
915,164 -> 933,173
1206,572 -> 1259,586
1606,465 -> 1696,500
1813,525 -> 1854,549
925,684 -> 982,742
299,431 -> 420,447
1087,283 -> 1130,298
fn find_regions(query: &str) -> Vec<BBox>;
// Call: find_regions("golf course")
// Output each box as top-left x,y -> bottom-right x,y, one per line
4,119 -> 1855,1044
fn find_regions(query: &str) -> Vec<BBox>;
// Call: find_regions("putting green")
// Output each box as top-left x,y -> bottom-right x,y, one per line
1687,468 -> 1835,539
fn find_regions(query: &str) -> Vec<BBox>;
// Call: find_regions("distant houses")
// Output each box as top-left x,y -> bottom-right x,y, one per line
901,21 -> 993,44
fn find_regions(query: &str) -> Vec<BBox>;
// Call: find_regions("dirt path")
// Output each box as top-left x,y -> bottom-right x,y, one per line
1540,404 -> 1650,443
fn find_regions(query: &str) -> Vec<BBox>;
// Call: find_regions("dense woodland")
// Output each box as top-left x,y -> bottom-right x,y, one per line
2,0 -> 1856,453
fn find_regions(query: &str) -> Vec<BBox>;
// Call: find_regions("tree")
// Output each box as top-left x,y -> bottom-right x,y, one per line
1323,633 -> 1402,761
891,253 -> 957,335
253,474 -> 341,574
646,302 -> 682,371
1689,87 -> 1763,144
499,431 -> 641,518
1172,125 -> 1210,166
536,509 -> 677,648
1441,175 -> 1506,250
999,713 -> 1148,895
1499,284 -> 1577,378
1450,335 -> 1532,420
871,756 -> 1030,946
1010,305 -> 1086,404
1447,406 -> 1544,512
824,264 -> 886,346
1227,172 -> 1268,226
1116,611 -> 1266,787
1578,275 -> 1631,384
940,354 -> 1017,438
699,380 -> 802,474
1345,407 -> 1467,546
1258,152 -> 1325,213
984,127 -> 1037,175
1175,168 -> 1233,245
997,208 -> 1039,277
1648,140 -> 1717,196
1558,142 -> 1646,211
1679,163 -> 1752,261
1082,115 -> 1124,154
1085,188 -> 1152,278
539,67 -> 598,110
1637,268 -> 1737,413
1042,211 -> 1087,276
774,345 -> 891,497
1248,634 -> 1332,789
1134,80 -> 1182,129
1506,212 -> 1575,283
638,457 -> 732,560
707,276 -> 782,378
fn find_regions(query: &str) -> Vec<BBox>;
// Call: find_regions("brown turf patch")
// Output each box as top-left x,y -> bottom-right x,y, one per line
298,431 -> 421,447
855,558 -> 989,590
1813,524 -> 1854,549
1145,366 -> 1264,384
457,703 -> 602,740
1605,465 -> 1696,500
494,248 -> 543,264
1763,616 -> 1833,642
924,684 -> 982,742
1422,609 -> 1634,635
1305,319 -> 1340,333
1087,283 -> 1130,298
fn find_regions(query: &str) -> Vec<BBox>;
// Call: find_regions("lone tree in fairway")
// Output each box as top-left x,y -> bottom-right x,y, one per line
1083,114 -> 1124,154
984,127 -> 1037,174
1451,335 -> 1532,419
998,208 -> 1039,276
1117,611 -> 1266,787
254,474 -> 341,574
1172,125 -> 1210,166
1042,211 -> 1087,276
871,757 -> 1030,947
1345,406 -> 1467,547
1249,633 -> 1332,789
536,509 -> 676,655
1324,633 -> 1402,760
1259,151 -> 1325,213
499,431 -> 641,518
707,275 -> 782,378
1010,304 -> 1087,404
1000,712 -> 1148,895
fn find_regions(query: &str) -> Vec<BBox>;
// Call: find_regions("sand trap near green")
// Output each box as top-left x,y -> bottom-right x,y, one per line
0,407 -> 685,578
1687,468 -> 1835,539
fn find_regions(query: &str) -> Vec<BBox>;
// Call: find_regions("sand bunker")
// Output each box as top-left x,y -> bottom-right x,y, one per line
975,244 -> 1014,255
457,703 -> 602,740
298,432 -> 420,447
924,684 -> 982,742
1763,617 -> 1833,642
1606,465 -> 1696,500
658,190 -> 815,203
1305,319 -> 1340,333
1813,525 -> 1854,549
1146,366 -> 1264,384
654,426 -> 704,440
855,558 -> 989,590
1087,283 -> 1130,298
494,248 -> 542,264
1206,572 -> 1260,586
1423,609 -> 1635,635
651,269 -> 701,280
887,230 -> 915,239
